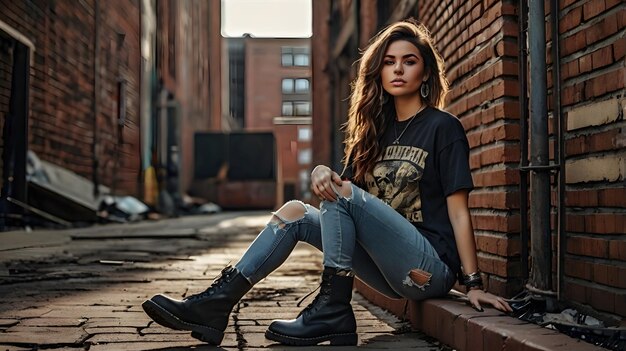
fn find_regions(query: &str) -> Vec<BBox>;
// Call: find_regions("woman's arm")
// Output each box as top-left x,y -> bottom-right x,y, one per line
447,189 -> 512,313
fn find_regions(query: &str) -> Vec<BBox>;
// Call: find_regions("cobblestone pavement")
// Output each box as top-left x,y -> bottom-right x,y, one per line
0,212 -> 446,350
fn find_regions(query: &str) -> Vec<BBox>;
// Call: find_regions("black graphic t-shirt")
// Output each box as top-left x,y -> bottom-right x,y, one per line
343,106 -> 473,277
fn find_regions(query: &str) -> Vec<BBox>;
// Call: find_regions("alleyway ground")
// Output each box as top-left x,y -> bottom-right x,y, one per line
0,212 -> 444,350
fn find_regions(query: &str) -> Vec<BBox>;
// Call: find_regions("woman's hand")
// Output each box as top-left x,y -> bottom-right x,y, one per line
466,289 -> 513,313
311,165 -> 343,202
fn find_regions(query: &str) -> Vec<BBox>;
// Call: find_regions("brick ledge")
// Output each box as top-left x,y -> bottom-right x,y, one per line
355,278 -> 605,351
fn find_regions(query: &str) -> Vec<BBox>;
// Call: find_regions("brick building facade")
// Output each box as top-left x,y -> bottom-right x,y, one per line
156,0 -> 223,195
245,38 -> 313,203
312,0 -> 625,320
224,37 -> 313,205
0,0 -> 142,197
0,0 -> 225,220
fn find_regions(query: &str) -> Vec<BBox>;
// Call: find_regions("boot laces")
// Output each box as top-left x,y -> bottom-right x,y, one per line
296,278 -> 332,317
185,265 -> 234,301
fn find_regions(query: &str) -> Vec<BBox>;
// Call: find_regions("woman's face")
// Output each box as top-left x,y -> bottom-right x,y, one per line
380,40 -> 428,99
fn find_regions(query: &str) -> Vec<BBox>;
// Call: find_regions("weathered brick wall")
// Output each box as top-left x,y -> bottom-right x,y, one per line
96,1 -> 142,195
420,0 -> 523,297
556,0 -> 625,317
0,33 -> 12,190
156,0 -> 222,193
0,0 -> 142,196
420,0 -> 625,317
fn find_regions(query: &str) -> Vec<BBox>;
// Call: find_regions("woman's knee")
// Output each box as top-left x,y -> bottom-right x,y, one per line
270,200 -> 308,229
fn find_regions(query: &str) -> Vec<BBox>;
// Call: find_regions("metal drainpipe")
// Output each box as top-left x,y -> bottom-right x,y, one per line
92,0 -> 100,198
526,0 -> 554,295
518,0 -> 529,281
551,0 -> 566,301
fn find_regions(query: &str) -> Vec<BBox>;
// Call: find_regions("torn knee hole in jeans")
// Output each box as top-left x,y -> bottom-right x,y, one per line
269,200 -> 307,230
402,268 -> 432,291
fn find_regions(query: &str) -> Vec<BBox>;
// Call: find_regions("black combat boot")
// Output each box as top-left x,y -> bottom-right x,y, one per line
265,267 -> 357,346
142,265 -> 252,344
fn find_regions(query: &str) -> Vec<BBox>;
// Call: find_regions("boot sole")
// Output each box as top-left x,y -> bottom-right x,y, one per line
265,329 -> 358,346
141,299 -> 224,344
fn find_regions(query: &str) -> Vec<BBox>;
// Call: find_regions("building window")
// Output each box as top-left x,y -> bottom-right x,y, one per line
282,101 -> 310,116
294,53 -> 309,66
282,79 -> 294,94
298,127 -> 311,141
298,148 -> 312,164
282,102 -> 293,116
294,101 -> 310,115
282,47 -> 310,67
295,79 -> 309,93
282,78 -> 310,94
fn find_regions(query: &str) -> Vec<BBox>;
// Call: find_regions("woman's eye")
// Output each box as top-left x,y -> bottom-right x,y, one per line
384,60 -> 395,65
405,60 -> 416,65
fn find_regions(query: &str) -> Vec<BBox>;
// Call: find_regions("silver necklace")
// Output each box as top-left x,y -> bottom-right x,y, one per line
392,105 -> 426,145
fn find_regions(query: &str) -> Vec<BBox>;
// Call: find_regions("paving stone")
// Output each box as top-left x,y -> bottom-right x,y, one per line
220,332 -> 241,348
236,312 -> 309,320
84,326 -> 142,334
238,325 -> 271,333
140,324 -> 190,335
86,332 -> 193,343
0,346 -> 31,351
83,317 -> 150,328
0,326 -> 88,344
17,317 -> 87,327
43,309 -> 146,319
0,307 -> 52,318
0,319 -> 19,327
359,325 -> 396,333
240,332 -> 279,348
87,341 -> 210,350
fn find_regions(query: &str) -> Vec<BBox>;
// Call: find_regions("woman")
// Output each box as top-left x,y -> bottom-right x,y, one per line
142,19 -> 512,346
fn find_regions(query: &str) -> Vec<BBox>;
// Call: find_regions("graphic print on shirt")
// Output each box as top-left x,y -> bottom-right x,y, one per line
365,145 -> 428,223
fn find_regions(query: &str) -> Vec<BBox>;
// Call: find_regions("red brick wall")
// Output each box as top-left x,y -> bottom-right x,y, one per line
97,1 -> 142,195
422,0 -> 626,317
0,0 -> 142,196
0,32 -> 12,190
556,0 -> 625,317
244,38 -> 311,131
274,123 -> 313,204
156,0 -> 223,192
419,0 -> 523,297
311,0 -> 332,169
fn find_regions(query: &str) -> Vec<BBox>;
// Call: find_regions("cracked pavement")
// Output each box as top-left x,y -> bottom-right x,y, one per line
0,212 -> 446,350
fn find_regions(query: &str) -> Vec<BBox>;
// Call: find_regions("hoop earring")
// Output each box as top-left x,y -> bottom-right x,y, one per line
420,82 -> 430,99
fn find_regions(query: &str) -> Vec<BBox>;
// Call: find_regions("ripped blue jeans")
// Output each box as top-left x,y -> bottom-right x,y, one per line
234,182 -> 456,300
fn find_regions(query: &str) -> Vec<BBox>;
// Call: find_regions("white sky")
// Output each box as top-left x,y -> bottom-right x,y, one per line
221,0 -> 312,38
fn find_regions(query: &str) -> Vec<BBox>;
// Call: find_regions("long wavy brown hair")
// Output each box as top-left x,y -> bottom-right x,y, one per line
342,19 -> 448,184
